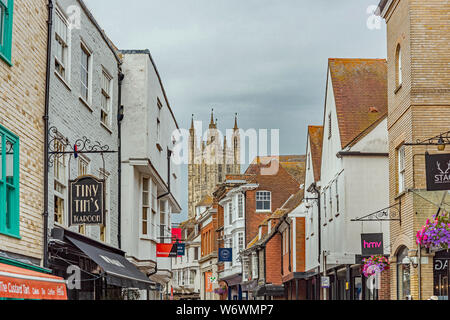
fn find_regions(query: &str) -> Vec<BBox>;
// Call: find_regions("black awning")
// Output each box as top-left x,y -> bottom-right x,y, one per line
254,284 -> 285,297
66,236 -> 154,290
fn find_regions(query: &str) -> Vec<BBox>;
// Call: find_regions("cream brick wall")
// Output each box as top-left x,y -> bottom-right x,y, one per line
0,0 -> 48,262
384,0 -> 450,300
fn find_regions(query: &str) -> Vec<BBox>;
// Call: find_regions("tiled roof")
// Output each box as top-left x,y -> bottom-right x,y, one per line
308,126 -> 324,181
328,58 -> 387,149
246,155 -> 306,184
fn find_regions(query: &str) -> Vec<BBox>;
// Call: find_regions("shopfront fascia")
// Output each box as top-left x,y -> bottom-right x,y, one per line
49,227 -> 155,300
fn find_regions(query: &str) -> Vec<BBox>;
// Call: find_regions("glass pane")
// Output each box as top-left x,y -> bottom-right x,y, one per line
142,191 -> 149,206
5,140 -> 14,185
6,185 -> 14,229
0,133 -> 2,180
256,201 -> 263,210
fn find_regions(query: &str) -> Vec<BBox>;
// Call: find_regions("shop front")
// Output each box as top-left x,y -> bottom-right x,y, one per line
0,256 -> 67,300
433,250 -> 449,300
49,227 -> 155,300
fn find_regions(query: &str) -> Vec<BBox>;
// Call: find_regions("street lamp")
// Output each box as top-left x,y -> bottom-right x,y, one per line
437,136 -> 445,151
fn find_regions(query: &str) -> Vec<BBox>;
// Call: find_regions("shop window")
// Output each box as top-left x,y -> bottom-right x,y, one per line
0,0 -> 13,65
0,125 -> 20,238
54,139 -> 67,225
396,246 -> 411,300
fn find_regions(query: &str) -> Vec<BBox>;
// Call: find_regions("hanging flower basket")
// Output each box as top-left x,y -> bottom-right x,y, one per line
362,255 -> 390,278
214,285 -> 227,295
416,212 -> 450,250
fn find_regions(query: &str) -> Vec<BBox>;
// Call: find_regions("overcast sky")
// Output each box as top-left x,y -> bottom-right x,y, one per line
84,0 -> 387,223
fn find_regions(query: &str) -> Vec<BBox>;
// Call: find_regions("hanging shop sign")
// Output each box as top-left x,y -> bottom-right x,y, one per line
172,228 -> 182,243
177,243 -> 185,256
69,176 -> 104,226
205,272 -> 213,293
361,233 -> 384,256
426,153 -> 450,191
157,243 -> 178,258
218,248 -> 233,262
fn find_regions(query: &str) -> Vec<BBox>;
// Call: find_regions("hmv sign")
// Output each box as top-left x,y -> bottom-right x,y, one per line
361,233 -> 384,256
426,153 -> 450,191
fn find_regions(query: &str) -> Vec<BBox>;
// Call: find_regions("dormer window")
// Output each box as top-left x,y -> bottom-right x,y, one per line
256,191 -> 271,212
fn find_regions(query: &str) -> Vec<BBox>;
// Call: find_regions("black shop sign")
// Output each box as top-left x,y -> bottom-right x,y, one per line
361,233 -> 384,256
426,153 -> 450,191
69,176 -> 104,226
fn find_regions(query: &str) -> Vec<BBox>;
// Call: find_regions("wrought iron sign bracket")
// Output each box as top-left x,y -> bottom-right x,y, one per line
351,201 -> 401,224
403,130 -> 450,148
48,126 -> 117,168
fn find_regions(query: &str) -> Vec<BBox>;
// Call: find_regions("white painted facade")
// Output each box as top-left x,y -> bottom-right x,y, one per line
120,50 -> 182,299
219,187 -> 247,280
314,70 -> 390,271
171,231 -> 201,299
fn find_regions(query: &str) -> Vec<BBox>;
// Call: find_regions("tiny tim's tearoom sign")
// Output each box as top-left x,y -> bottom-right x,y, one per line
69,176 -> 104,225
426,153 -> 450,191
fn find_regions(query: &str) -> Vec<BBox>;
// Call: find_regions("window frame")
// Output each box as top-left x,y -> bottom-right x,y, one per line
141,176 -> 151,237
255,191 -> 271,212
80,40 -> 92,104
395,44 -> 403,89
53,138 -> 68,226
0,124 -> 20,238
100,67 -> 113,128
0,0 -> 13,66
397,145 -> 405,194
237,193 -> 244,219
54,6 -> 70,81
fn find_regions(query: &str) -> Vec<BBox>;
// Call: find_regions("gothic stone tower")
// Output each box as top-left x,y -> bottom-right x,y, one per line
188,110 -> 241,218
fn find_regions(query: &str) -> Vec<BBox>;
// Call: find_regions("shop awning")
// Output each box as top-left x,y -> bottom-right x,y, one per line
66,236 -> 154,290
0,263 -> 67,300
253,284 -> 285,297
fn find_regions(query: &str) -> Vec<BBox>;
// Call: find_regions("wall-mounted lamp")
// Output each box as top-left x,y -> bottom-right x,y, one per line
437,136 -> 446,151
118,105 -> 124,122
402,256 -> 418,268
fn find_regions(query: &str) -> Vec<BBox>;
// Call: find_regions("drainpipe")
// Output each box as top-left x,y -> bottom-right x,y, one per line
117,70 -> 124,249
418,244 -> 422,300
310,183 -> 321,299
43,0 -> 54,269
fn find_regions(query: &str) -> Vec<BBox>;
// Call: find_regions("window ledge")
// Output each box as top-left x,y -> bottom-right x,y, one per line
0,231 -> 21,240
79,96 -> 93,113
0,51 -> 13,67
255,210 -> 271,213
395,191 -> 406,200
394,83 -> 402,94
55,71 -> 71,91
100,122 -> 113,134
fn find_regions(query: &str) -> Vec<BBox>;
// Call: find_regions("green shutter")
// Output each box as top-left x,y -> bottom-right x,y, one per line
0,124 -> 20,238
0,0 -> 13,65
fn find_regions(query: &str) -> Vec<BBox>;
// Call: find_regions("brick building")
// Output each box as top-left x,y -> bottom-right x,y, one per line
378,0 -> 450,300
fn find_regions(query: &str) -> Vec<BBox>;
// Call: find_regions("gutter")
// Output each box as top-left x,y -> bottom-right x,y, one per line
336,151 -> 389,158
43,0 -> 54,269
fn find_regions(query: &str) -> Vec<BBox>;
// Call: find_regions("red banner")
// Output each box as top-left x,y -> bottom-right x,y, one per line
171,228 -> 182,243
205,272 -> 213,293
156,243 -> 177,257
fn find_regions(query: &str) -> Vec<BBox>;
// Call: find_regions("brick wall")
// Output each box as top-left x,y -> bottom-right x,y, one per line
0,0 -> 48,262
245,165 -> 300,245
265,233 -> 282,285
384,0 -> 450,300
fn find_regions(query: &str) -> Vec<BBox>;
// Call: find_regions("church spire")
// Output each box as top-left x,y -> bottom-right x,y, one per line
190,114 -> 195,132
209,108 -> 216,129
234,113 -> 239,131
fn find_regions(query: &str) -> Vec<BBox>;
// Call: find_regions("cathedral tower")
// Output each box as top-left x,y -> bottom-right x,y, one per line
188,110 -> 241,219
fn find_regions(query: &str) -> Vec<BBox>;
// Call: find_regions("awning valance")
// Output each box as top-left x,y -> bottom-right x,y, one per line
0,263 -> 67,300
66,236 -> 155,290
